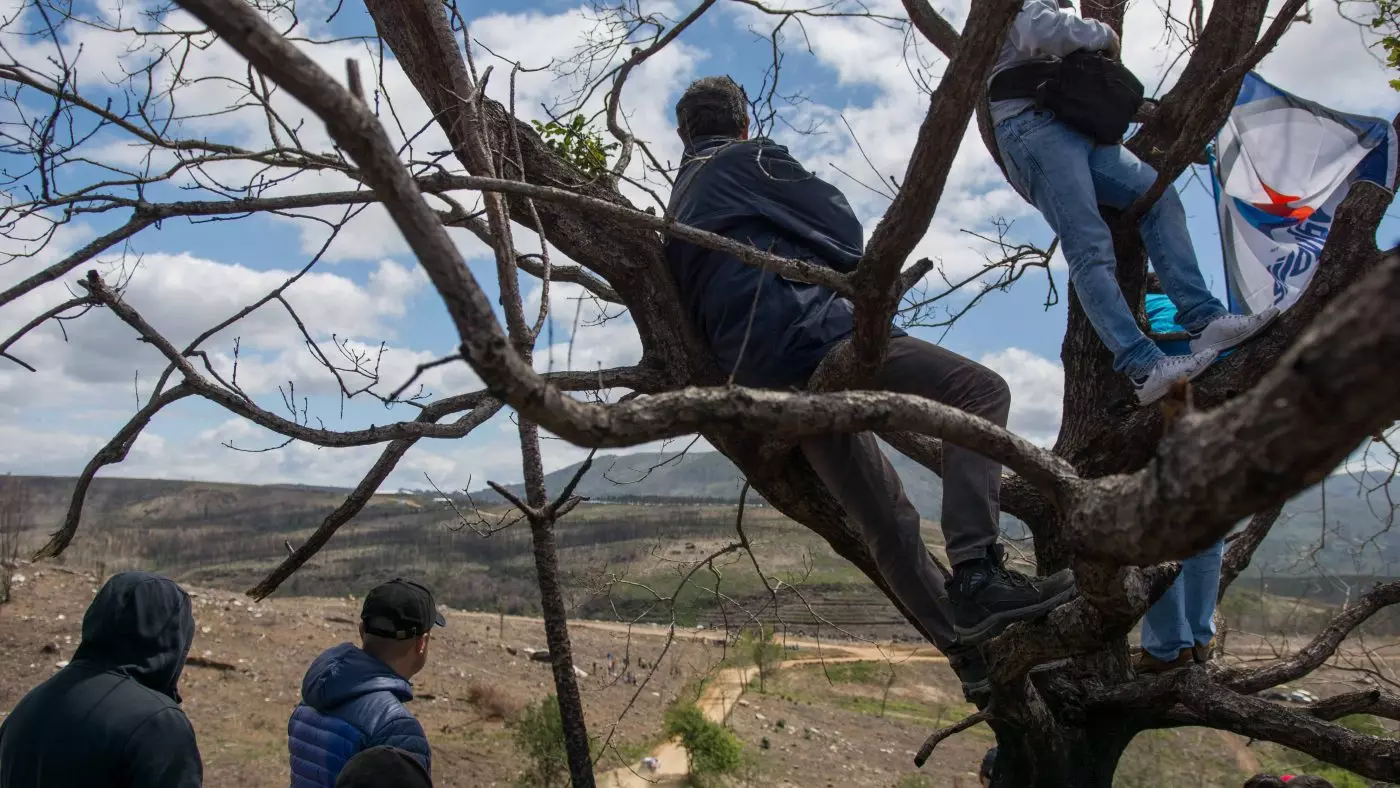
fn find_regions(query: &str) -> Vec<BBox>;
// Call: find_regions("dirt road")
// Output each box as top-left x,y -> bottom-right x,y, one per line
596,655 -> 949,786
596,664 -> 756,788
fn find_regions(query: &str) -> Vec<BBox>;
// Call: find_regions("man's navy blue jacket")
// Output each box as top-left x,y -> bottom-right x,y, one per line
288,643 -> 430,787
0,572 -> 202,788
665,135 -> 902,388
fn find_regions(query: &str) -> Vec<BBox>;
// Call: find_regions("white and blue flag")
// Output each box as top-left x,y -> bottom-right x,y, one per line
1212,72 -> 1397,314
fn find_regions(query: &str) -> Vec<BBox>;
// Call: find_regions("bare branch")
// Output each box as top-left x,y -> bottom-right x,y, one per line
1222,581 -> 1400,696
1218,505 -> 1284,600
901,0 -> 961,58
603,0 -> 717,178
915,709 -> 989,767
847,0 -> 1021,379
0,295 -> 96,370
33,383 -> 196,560
247,398 -> 502,599
1175,669 -> 1400,782
0,216 -> 154,310
1305,688 -> 1400,723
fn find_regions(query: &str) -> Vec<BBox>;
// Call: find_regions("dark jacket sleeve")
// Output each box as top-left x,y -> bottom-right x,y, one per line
744,145 -> 865,273
369,713 -> 432,775
126,708 -> 203,788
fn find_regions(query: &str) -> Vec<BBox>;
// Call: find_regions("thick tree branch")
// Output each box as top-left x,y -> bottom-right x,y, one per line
901,0 -> 960,58
1124,0 -> 1268,170
1176,670 -> 1400,781
1068,253 -> 1400,566
984,562 -> 1178,681
1121,0 -> 1309,223
850,0 -> 1021,377
1306,689 -> 1400,723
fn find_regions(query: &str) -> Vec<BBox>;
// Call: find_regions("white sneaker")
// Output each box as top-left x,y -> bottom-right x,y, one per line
1188,308 -> 1279,356
1132,350 -> 1218,406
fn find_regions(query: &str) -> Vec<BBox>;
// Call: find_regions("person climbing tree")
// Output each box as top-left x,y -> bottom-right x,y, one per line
987,0 -> 1278,404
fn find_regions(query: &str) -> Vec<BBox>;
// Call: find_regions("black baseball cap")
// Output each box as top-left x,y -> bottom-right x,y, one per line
360,579 -> 446,640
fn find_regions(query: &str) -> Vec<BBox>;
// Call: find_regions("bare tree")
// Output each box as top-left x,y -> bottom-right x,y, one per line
0,475 -> 27,604
3,0 -> 1399,785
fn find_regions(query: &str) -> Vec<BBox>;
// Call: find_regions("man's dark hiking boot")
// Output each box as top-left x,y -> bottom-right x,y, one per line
948,648 -> 990,706
950,545 -> 1077,645
948,648 -> 1071,708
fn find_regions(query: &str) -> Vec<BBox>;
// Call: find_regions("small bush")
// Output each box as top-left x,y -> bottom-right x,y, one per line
738,625 -> 785,693
467,680 -> 521,721
663,703 -> 742,783
511,695 -> 568,788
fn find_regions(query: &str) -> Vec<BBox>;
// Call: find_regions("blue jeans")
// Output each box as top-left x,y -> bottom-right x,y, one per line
994,109 -> 1228,378
1141,539 -> 1224,660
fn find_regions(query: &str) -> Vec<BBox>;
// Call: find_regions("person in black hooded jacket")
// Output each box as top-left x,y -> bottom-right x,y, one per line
0,571 -> 202,788
665,76 -> 1078,703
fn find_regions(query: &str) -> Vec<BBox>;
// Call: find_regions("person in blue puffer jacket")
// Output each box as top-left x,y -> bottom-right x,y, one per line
288,579 -> 444,786
1134,274 -> 1227,673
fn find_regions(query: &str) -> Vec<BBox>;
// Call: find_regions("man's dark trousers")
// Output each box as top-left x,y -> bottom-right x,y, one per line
799,336 -> 1009,650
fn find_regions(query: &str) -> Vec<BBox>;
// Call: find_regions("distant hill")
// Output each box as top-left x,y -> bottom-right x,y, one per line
468,442 -> 949,519
9,449 -> 1399,580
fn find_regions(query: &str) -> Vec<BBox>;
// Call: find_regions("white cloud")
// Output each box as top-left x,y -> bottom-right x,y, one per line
0,250 -> 429,417
979,347 -> 1064,445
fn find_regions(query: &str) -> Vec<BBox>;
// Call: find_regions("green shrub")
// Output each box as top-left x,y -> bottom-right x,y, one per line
663,703 -> 743,783
738,625 -> 785,692
511,695 -> 569,787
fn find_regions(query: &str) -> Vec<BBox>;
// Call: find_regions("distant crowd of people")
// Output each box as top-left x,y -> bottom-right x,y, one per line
0,571 -> 439,787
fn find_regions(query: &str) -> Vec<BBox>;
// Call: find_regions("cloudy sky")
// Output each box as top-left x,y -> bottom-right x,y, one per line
0,0 -> 1395,494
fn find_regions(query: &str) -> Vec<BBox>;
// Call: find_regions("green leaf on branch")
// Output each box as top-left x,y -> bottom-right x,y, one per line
530,114 -> 620,176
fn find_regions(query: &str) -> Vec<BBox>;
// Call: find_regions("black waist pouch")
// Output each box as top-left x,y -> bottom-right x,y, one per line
990,50 -> 1145,144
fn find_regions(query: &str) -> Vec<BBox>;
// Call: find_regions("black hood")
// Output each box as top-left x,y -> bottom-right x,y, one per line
71,571 -> 195,702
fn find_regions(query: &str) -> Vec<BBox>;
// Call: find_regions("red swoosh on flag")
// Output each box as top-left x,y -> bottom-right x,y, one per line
1253,182 -> 1315,220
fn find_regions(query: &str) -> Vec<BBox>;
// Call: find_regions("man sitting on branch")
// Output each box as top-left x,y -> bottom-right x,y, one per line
663,75 -> 1078,701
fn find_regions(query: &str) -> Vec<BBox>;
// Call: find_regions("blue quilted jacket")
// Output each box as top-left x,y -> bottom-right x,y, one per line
287,643 -> 430,787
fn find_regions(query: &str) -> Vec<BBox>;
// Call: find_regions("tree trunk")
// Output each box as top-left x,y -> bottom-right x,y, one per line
528,512 -> 595,787
519,418 -> 596,788
990,716 -> 1138,788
